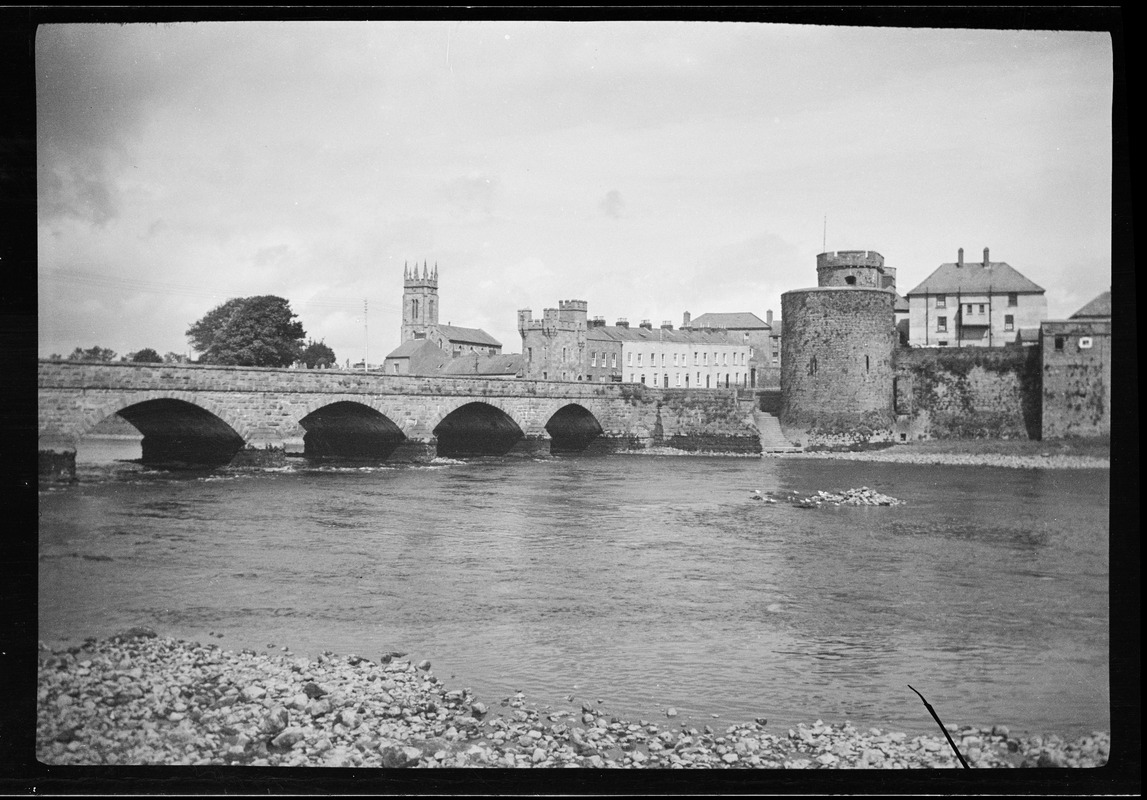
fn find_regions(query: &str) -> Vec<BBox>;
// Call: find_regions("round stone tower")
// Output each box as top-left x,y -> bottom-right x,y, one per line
781,251 -> 897,442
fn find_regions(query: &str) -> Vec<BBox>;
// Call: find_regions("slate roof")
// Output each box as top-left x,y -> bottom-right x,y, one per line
440,354 -> 524,376
906,261 -> 1044,296
587,325 -> 740,345
688,312 -> 771,330
893,293 -> 909,313
1070,290 -> 1111,319
384,338 -> 436,359
436,324 -> 502,347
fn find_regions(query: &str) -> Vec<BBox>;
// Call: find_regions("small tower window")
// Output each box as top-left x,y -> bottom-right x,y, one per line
845,275 -> 857,286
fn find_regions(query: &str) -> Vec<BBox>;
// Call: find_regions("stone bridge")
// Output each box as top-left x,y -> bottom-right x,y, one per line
38,361 -> 762,478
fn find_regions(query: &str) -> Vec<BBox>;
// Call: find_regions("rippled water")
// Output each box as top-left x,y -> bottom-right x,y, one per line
39,438 -> 1110,738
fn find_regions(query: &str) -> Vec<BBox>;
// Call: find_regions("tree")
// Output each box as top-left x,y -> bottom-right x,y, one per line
300,339 -> 336,369
67,345 -> 117,362
186,295 -> 306,367
127,348 -> 163,363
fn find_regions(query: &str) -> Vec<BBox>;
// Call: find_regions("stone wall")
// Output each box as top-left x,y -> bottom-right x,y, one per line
1040,320 -> 1111,439
780,287 -> 897,445
891,346 -> 1042,440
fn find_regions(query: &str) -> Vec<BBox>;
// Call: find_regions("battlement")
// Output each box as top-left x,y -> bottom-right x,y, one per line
817,250 -> 885,270
558,299 -> 588,311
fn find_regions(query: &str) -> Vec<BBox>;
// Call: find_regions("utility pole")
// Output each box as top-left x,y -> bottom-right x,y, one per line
363,299 -> 368,371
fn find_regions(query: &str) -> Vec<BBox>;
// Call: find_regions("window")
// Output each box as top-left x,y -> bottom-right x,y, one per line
723,353 -> 728,366
703,352 -> 708,365
937,341 -> 948,347
845,276 -> 856,285
675,373 -> 680,386
527,347 -> 533,362
591,352 -> 597,366
628,352 -> 633,366
640,374 -> 645,385
637,353 -> 643,366
562,347 -> 568,361
978,304 -> 985,314
611,354 -> 617,368
936,316 -> 948,332
936,295 -> 946,308
1004,315 -> 1014,331
693,352 -> 699,366
673,353 -> 678,366
966,304 -> 974,314
1008,293 -> 1018,307
1054,336 -> 1065,352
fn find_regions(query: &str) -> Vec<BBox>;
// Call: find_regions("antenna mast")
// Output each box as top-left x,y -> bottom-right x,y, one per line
363,299 -> 368,371
823,215 -> 827,251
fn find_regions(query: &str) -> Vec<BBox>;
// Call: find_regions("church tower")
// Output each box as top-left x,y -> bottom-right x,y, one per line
402,261 -> 439,343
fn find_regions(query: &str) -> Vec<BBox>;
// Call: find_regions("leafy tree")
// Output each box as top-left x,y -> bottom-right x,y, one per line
300,339 -> 336,369
67,345 -> 117,362
127,348 -> 163,363
186,295 -> 306,367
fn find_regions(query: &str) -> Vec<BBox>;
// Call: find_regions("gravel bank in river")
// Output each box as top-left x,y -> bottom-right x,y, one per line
37,631 -> 1109,769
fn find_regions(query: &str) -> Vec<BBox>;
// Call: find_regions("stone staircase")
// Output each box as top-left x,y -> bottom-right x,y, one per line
753,409 -> 802,454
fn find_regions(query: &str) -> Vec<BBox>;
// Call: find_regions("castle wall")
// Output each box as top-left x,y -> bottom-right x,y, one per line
780,287 -> 896,445
891,346 -> 1042,440
1040,319 -> 1111,439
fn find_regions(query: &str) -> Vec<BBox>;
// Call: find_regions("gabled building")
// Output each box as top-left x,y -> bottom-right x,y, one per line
906,248 -> 1047,347
687,310 -> 775,387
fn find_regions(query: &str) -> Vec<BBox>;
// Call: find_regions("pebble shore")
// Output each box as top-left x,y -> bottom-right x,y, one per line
37,630 -> 1109,769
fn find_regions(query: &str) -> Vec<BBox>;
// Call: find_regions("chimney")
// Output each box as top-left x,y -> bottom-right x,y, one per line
983,247 -> 990,266
958,248 -> 964,267
639,320 -> 653,330
660,320 -> 673,330
616,318 -> 629,328
683,311 -> 691,327
766,309 -> 773,325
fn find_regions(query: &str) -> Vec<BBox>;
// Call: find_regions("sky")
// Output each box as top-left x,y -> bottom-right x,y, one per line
36,19 -> 1115,364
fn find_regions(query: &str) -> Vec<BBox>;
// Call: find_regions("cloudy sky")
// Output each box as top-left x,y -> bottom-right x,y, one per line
36,19 -> 1114,364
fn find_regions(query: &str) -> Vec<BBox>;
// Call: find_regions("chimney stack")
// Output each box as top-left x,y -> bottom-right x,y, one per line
616,318 -> 629,328
958,248 -> 964,267
683,311 -> 691,327
767,309 -> 773,326
983,247 -> 990,266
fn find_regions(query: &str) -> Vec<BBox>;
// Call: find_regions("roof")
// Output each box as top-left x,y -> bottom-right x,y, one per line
688,312 -> 770,330
893,293 -> 909,312
439,354 -> 524,376
587,325 -> 741,345
1070,290 -> 1111,319
384,338 -> 435,359
436,324 -> 502,347
906,261 -> 1044,296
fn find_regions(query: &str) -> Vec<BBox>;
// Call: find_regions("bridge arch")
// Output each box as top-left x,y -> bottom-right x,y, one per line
545,403 -> 605,453
87,394 -> 247,470
298,400 -> 407,462
432,401 -> 526,458
74,392 -> 254,444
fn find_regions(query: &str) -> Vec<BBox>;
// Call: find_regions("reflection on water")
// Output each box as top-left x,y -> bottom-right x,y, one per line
39,439 -> 1110,738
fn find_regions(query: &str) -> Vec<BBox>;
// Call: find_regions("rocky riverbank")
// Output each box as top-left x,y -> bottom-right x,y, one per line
786,449 -> 1109,470
36,630 -> 1109,769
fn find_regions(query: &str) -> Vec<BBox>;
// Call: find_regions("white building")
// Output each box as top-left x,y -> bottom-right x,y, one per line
905,248 -> 1047,347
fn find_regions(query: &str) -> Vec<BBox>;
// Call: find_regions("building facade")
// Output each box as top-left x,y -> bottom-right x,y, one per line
686,310 -> 775,387
905,248 -> 1047,347
519,301 -> 750,386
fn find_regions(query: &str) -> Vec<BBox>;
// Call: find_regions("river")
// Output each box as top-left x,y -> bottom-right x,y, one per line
38,437 -> 1110,739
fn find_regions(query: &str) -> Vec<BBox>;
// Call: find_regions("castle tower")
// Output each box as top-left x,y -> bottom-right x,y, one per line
781,250 -> 897,441
402,261 -> 439,343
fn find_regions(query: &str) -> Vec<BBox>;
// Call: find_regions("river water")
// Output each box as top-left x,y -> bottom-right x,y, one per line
38,438 -> 1110,739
